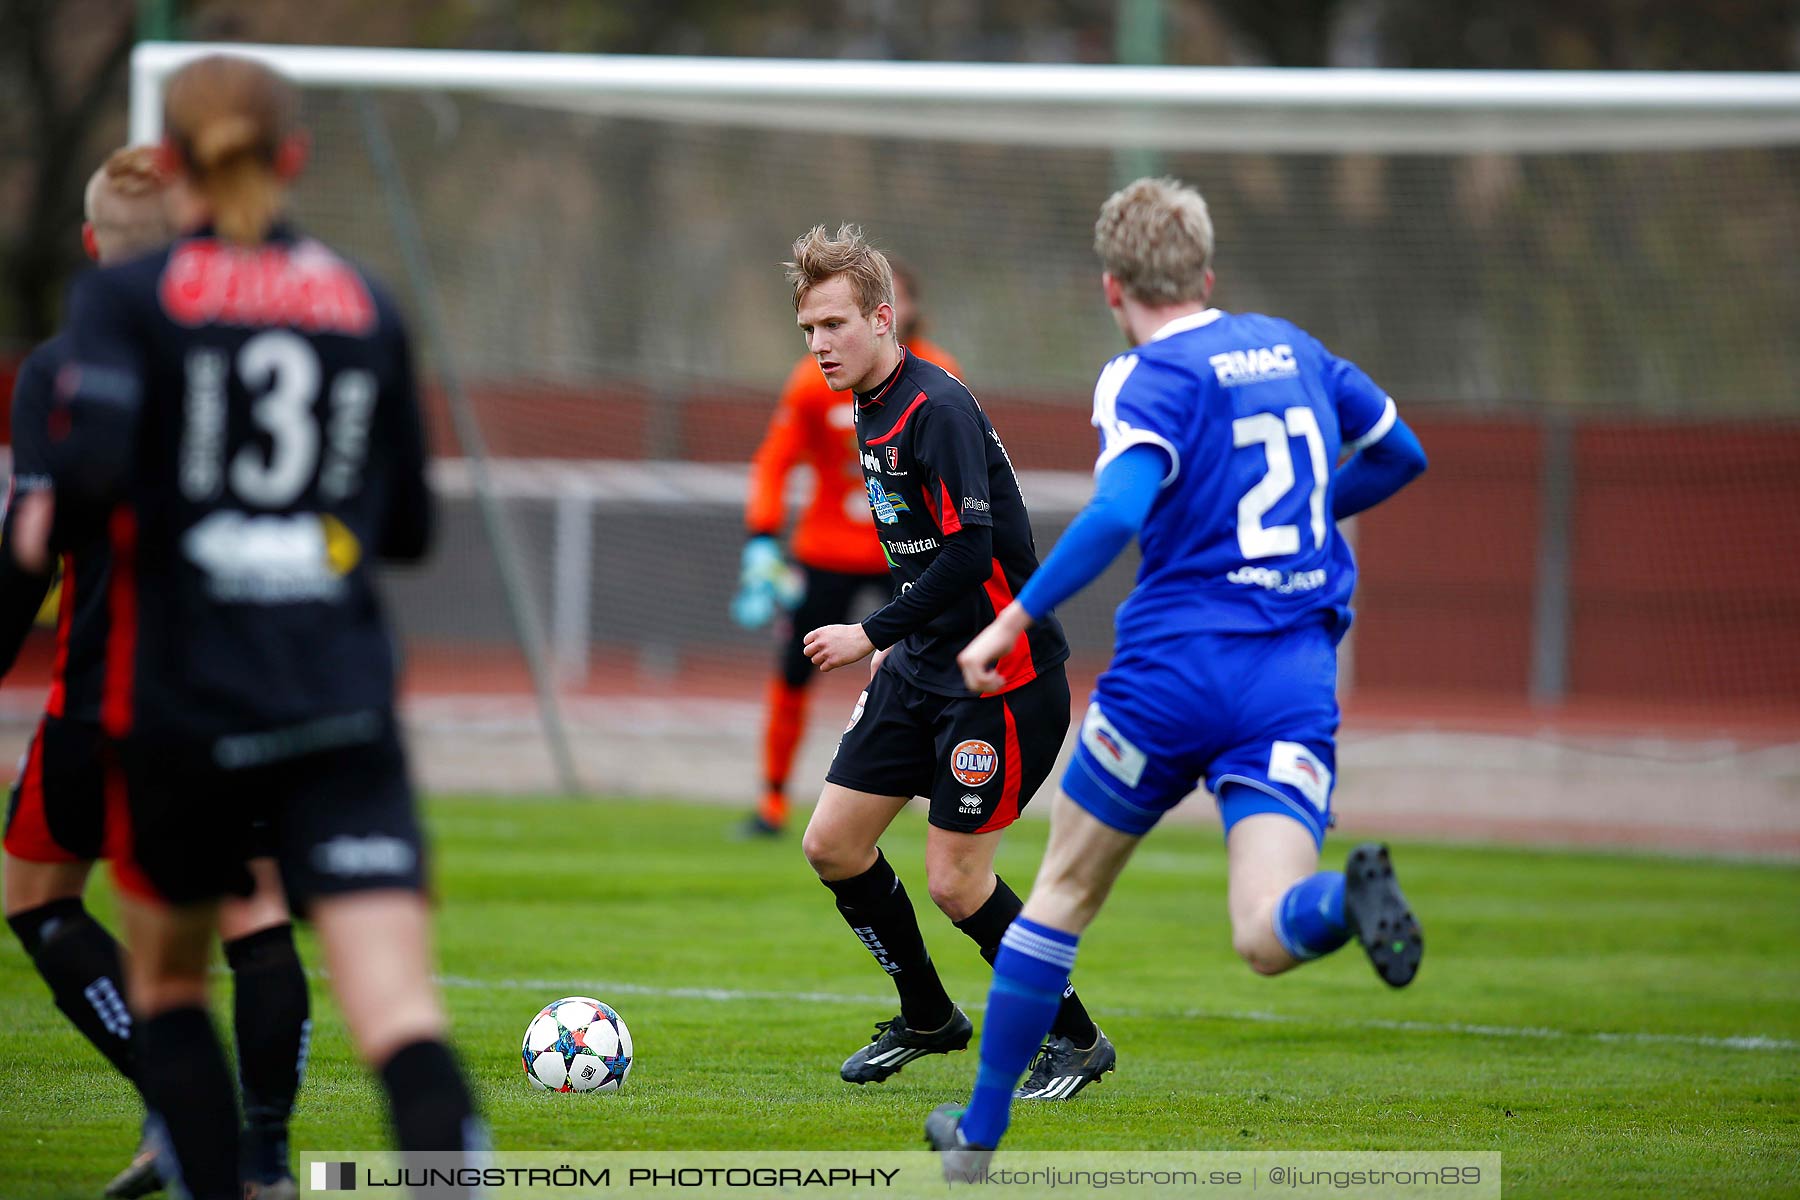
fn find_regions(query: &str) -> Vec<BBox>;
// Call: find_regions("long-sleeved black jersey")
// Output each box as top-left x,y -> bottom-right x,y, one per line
0,334 -> 114,723
53,224 -> 432,751
853,350 -> 1067,696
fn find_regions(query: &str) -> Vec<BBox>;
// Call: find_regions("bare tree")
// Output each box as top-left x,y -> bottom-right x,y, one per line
0,0 -> 136,344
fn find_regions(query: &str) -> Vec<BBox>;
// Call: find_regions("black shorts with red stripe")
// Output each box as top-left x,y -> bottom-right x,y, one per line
105,717 -> 425,911
4,716 -> 107,863
826,660 -> 1070,834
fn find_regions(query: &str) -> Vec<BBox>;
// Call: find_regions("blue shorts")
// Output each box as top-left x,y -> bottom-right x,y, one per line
1062,621 -> 1340,845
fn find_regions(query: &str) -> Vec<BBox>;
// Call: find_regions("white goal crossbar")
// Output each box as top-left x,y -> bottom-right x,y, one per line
131,42 -> 1800,154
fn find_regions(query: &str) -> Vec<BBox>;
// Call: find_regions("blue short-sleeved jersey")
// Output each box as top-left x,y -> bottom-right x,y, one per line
1093,309 -> 1395,646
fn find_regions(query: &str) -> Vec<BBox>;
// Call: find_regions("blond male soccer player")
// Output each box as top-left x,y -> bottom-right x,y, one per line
1,146 -> 309,1200
734,262 -> 961,837
790,225 -> 1114,1098
927,178 -> 1428,1162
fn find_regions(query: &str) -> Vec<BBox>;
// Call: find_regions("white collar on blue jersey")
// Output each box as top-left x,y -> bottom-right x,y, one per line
1147,308 -> 1224,342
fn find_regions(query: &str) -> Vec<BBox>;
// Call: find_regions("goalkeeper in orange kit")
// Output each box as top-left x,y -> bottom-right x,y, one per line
735,262 -> 961,835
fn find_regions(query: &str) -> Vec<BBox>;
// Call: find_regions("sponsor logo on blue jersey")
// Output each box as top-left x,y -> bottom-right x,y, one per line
1226,566 -> 1329,594
1208,344 -> 1298,387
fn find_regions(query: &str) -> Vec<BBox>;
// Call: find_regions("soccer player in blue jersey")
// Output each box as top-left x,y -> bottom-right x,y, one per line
925,177 -> 1429,1164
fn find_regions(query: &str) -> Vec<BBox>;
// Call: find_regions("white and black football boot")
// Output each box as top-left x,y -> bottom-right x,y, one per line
103,1120 -> 164,1199
1344,842 -> 1423,987
1014,1027 -> 1117,1100
840,1007 -> 973,1083
924,1102 -> 994,1181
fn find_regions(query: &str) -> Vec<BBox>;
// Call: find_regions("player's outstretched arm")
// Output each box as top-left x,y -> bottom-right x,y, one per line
736,374 -> 812,629
743,364 -> 811,541
377,317 -> 436,563
0,527 -> 53,677
0,348 -> 60,673
736,534 -> 803,629
1332,414 -> 1427,520
49,274 -> 144,509
801,620 -> 876,672
16,275 -> 143,574
805,525 -> 995,672
957,443 -> 1167,693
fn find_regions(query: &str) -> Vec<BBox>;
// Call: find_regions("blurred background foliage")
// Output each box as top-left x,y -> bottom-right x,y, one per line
1,0 -> 1795,413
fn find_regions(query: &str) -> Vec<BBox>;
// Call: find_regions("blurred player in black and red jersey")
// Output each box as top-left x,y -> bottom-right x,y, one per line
9,56 -> 483,1198
786,225 -> 1114,1091
1,145 -> 310,1200
734,259 -> 962,836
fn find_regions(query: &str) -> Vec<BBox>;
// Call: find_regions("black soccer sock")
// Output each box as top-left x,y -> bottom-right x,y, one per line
379,1038 -> 486,1197
380,1038 -> 484,1150
225,923 -> 311,1183
953,875 -> 1099,1047
137,1006 -> 240,1200
822,849 -> 956,1030
8,898 -> 138,1084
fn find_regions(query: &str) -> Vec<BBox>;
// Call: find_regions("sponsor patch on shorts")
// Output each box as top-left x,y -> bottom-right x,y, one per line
959,793 -> 984,815
1268,740 -> 1332,812
950,739 -> 998,787
1080,703 -> 1146,788
312,834 -> 417,878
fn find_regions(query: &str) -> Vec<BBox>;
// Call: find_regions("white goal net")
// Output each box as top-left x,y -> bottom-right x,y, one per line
126,45 -> 1800,852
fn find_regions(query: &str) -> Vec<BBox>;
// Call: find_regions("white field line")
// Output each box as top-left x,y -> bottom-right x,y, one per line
432,973 -> 1797,1054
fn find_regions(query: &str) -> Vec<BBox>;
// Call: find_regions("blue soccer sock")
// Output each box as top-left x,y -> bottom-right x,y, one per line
1272,871 -> 1350,961
961,917 -> 1078,1149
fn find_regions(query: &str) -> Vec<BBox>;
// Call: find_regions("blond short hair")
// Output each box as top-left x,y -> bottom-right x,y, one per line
84,146 -> 174,257
785,223 -> 895,316
85,146 -> 165,212
1093,177 -> 1214,305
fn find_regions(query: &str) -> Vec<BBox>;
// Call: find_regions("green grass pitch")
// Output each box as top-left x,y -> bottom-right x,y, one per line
2,795 -> 1797,1197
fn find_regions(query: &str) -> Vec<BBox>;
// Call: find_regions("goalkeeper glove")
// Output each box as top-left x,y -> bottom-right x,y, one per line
731,535 -> 802,628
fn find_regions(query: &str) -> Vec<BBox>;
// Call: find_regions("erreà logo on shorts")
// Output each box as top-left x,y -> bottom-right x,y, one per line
950,739 -> 998,788
1209,344 -> 1298,387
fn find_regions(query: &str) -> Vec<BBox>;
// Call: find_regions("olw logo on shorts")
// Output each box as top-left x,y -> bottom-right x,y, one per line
950,739 -> 998,787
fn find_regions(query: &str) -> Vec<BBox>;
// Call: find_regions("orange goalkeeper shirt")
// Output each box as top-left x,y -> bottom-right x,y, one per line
746,339 -> 962,575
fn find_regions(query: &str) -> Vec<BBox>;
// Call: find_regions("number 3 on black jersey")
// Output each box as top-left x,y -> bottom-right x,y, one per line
182,329 -> 376,508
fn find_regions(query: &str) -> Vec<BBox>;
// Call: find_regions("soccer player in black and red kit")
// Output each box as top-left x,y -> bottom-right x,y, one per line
9,56 -> 483,1198
790,225 -> 1115,1096
1,146 -> 309,1200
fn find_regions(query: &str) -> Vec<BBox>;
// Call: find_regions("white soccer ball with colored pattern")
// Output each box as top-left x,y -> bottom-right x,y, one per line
521,996 -> 633,1092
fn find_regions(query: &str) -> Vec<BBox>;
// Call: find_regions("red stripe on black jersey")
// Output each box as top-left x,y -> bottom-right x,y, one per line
937,480 -> 962,535
980,559 -> 1038,694
101,509 -> 138,739
0,722 -> 75,863
102,762 -> 160,902
853,352 -> 1068,698
975,698 -> 1024,833
864,392 -> 928,446
46,555 -> 74,720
